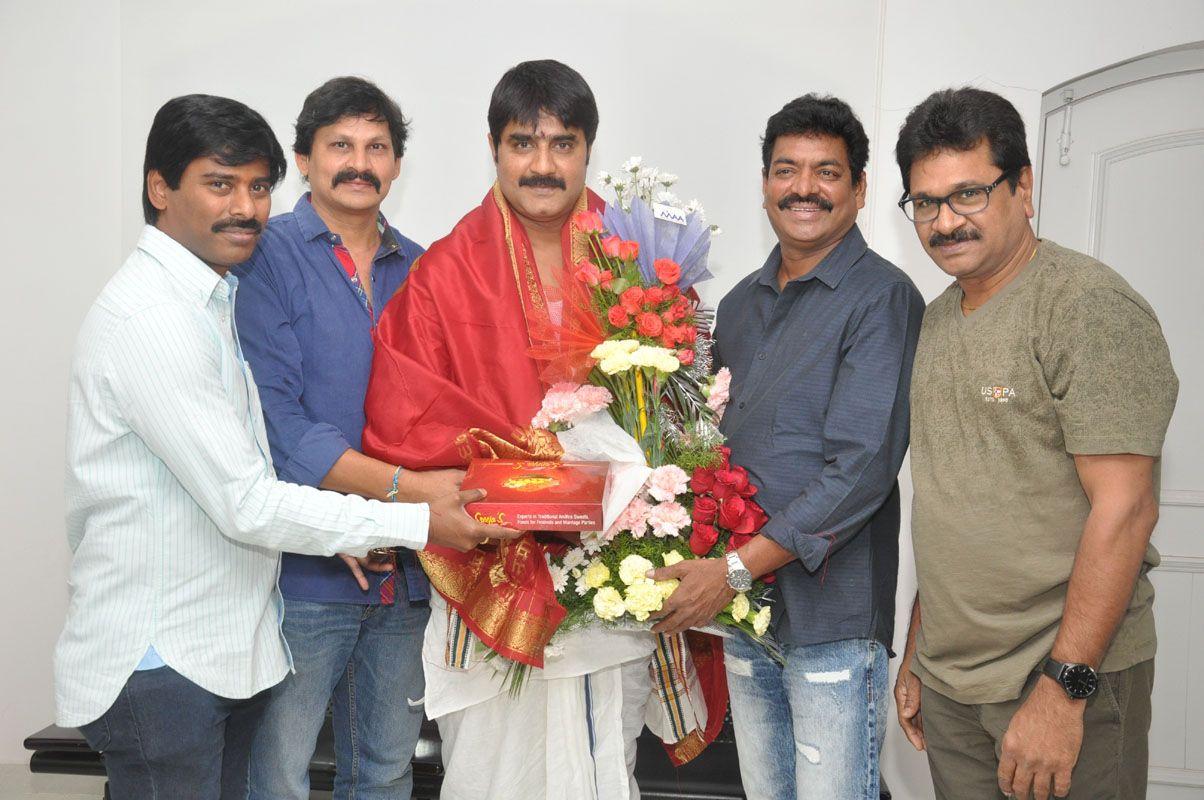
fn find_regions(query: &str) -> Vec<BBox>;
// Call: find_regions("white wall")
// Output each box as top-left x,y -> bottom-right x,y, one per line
2,2 -> 1202,791
0,0 -> 122,768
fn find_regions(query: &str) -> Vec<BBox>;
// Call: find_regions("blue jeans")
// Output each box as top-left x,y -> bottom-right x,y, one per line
249,597 -> 430,800
80,665 -> 268,799
724,634 -> 888,800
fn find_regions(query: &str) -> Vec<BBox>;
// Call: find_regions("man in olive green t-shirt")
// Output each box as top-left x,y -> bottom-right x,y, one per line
892,88 -> 1178,800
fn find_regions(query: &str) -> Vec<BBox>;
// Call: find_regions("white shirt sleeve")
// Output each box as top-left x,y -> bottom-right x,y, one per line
103,302 -> 428,555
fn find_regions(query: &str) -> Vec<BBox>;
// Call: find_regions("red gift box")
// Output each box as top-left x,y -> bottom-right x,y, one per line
462,459 -> 611,531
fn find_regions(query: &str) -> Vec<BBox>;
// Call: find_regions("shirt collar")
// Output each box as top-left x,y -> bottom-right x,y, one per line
295,192 -> 402,260
756,223 -> 869,291
137,225 -> 228,307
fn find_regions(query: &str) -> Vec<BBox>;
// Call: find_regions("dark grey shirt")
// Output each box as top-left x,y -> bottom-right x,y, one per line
714,224 -> 923,649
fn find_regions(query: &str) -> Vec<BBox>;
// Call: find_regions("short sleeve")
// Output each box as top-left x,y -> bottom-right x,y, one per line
1046,287 -> 1178,455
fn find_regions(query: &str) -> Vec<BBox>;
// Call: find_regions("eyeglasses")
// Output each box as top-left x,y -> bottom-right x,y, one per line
898,172 -> 1013,223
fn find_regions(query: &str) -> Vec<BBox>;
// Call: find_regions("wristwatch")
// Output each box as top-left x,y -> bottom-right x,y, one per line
725,551 -> 753,592
1041,657 -> 1099,700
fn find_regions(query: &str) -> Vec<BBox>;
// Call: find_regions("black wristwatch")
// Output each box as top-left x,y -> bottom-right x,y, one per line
1041,657 -> 1098,700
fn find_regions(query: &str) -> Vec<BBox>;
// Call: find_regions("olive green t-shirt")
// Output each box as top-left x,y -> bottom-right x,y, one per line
909,239 -> 1178,704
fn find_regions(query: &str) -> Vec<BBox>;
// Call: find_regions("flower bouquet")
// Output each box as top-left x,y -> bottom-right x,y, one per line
525,159 -> 779,653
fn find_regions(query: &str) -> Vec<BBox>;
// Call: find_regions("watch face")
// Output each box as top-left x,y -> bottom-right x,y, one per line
730,570 -> 753,592
1062,664 -> 1099,699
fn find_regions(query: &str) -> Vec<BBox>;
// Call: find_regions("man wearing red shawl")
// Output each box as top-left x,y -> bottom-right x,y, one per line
363,61 -> 657,800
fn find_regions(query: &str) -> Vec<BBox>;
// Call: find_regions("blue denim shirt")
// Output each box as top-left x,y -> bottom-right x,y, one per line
714,225 -> 924,648
234,194 -> 429,604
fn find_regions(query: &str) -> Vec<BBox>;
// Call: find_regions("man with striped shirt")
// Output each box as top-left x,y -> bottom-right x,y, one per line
55,94 -> 510,800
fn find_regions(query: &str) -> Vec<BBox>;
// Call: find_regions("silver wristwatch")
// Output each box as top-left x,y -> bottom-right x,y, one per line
725,550 -> 753,592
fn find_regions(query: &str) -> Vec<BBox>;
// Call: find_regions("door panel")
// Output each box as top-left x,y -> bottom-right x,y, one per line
1036,45 -> 1204,794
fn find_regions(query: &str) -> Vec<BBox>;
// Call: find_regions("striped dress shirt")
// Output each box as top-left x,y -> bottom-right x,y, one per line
55,225 -> 429,727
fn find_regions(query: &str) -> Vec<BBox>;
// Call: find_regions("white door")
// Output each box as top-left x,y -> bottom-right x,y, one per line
1036,42 -> 1204,798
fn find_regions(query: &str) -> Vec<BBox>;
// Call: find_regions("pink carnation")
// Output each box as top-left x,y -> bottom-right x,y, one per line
646,464 -> 689,503
575,384 -> 614,415
706,368 -> 732,418
648,501 -> 690,539
531,383 -> 614,429
608,496 -> 652,539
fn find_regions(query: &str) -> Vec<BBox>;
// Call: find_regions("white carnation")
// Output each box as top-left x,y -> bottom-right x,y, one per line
562,548 -> 586,569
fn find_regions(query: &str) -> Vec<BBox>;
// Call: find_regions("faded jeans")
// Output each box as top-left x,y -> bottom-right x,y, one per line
249,597 -> 429,800
724,634 -> 888,800
79,665 -> 268,799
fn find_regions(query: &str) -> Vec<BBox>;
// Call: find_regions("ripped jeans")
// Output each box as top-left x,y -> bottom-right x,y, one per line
249,597 -> 430,800
724,633 -> 888,800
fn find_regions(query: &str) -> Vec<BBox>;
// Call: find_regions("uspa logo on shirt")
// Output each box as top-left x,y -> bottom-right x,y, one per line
981,385 -> 1017,404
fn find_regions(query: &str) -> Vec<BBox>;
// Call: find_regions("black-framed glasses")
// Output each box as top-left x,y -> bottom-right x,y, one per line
898,171 -> 1013,223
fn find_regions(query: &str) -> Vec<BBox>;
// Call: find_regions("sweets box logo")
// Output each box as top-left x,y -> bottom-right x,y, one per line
981,385 -> 1017,403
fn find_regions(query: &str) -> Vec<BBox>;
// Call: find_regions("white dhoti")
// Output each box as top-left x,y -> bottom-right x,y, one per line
424,593 -> 657,800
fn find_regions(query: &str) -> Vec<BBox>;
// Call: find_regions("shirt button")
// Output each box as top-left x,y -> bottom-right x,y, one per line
738,402 -> 746,409
757,352 -> 766,360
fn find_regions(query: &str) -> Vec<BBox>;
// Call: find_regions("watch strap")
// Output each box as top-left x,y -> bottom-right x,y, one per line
1041,656 -> 1066,684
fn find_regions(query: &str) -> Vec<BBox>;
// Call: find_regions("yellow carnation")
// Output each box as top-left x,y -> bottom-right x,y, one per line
618,554 -> 655,586
729,592 -> 750,622
593,587 -> 626,621
629,346 -> 669,368
599,352 -> 633,375
655,578 -> 679,601
623,581 -> 664,621
655,353 -> 681,374
591,339 -> 640,360
752,605 -> 772,636
662,550 -> 685,567
582,560 -> 611,589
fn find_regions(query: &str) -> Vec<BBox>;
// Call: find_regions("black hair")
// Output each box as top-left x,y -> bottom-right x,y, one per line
142,94 -> 286,224
895,87 -> 1030,195
293,76 -> 409,158
761,94 -> 869,182
488,60 -> 599,149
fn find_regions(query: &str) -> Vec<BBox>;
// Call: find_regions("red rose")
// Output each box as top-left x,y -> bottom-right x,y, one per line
607,305 -> 630,328
618,239 -> 640,261
690,467 -> 715,494
654,258 -> 682,284
725,467 -> 751,494
677,348 -> 696,366
601,235 -> 623,258
636,312 -> 663,338
743,501 -> 769,532
725,533 -> 753,552
659,332 -> 676,349
669,298 -> 690,321
681,324 -> 698,343
574,260 -> 601,286
718,495 -> 748,530
643,286 -> 665,306
692,496 -> 719,525
598,269 -> 614,290
573,210 -> 605,235
619,287 -> 645,315
689,523 -> 719,556
717,446 -> 732,469
664,285 -> 681,299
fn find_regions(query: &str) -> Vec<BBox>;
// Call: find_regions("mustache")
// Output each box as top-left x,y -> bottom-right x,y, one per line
211,218 -> 262,235
928,228 -> 982,247
777,193 -> 833,212
332,168 -> 382,192
519,174 -> 567,191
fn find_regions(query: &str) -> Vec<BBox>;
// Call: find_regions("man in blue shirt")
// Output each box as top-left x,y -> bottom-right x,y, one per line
651,95 -> 924,799
235,77 -> 461,800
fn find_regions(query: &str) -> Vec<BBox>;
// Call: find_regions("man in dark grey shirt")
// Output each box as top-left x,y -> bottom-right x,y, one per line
652,95 -> 923,799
